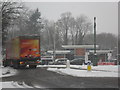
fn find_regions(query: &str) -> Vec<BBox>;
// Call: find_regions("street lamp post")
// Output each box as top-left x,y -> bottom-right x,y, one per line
53,23 -> 56,62
93,17 -> 97,66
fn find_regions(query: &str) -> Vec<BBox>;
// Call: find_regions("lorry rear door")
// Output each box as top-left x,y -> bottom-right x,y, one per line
20,39 -> 40,58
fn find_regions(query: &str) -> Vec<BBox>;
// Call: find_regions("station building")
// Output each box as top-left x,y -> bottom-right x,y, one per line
47,50 -> 71,59
47,45 -> 114,62
62,45 -> 99,59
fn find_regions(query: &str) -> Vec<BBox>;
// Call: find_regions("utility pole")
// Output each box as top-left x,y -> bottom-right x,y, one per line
93,17 -> 97,66
53,23 -> 56,62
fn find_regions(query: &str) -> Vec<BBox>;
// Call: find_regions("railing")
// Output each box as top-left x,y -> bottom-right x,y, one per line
97,62 -> 115,65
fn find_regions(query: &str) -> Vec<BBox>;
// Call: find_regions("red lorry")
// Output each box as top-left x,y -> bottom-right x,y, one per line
3,36 -> 40,69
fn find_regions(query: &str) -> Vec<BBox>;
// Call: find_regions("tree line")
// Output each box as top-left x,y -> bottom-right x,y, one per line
0,1 -> 117,54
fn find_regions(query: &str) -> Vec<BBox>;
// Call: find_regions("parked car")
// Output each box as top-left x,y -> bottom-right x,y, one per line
48,61 -> 55,65
54,58 -> 68,65
40,56 -> 53,65
109,59 -> 117,65
70,58 -> 84,65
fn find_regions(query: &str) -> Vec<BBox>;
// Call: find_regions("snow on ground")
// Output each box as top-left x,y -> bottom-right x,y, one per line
46,65 -> 119,77
79,65 -> 118,72
1,66 -> 17,78
47,68 -> 118,77
38,65 -> 67,68
0,66 -> 33,89
1,82 -> 16,88
0,49 -> 33,88
1,81 -> 33,88
38,64 -> 119,72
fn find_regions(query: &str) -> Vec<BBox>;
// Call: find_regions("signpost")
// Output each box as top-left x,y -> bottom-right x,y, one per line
93,17 -> 98,66
85,52 -> 89,64
87,61 -> 92,71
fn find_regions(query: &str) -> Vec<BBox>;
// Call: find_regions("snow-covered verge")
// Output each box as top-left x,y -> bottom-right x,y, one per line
0,49 -> 33,88
1,66 -> 17,78
0,66 -> 33,89
47,65 -> 119,77
1,81 -> 33,88
79,65 -> 118,72
38,65 -> 67,68
38,64 -> 119,72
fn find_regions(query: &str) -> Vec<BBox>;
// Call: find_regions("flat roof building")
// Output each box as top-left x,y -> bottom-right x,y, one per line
62,45 -> 99,49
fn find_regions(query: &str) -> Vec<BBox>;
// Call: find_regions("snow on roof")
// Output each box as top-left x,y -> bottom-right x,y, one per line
89,50 -> 113,53
47,50 -> 71,54
62,45 -> 99,49
47,66 -> 118,77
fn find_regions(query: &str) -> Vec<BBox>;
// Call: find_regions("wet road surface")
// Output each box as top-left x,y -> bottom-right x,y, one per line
2,67 -> 119,89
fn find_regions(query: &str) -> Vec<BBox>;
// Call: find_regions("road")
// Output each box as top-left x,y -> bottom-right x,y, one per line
2,67 -> 119,90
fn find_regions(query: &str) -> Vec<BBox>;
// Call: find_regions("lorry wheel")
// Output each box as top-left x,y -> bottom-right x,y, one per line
10,61 -> 14,67
3,64 -> 7,67
3,61 -> 8,67
13,63 -> 19,69
3,62 -> 7,67
21,65 -> 26,68
29,65 -> 37,69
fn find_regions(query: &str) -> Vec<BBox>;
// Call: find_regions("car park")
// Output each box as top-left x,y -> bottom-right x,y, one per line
40,56 -> 53,65
40,59 -> 53,65
54,58 -> 68,65
70,58 -> 84,65
48,61 -> 55,65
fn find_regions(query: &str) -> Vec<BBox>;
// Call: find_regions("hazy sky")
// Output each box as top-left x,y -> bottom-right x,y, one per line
25,2 -> 118,35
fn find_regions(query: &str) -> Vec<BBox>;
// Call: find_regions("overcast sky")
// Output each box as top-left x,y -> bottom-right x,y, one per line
25,2 -> 118,35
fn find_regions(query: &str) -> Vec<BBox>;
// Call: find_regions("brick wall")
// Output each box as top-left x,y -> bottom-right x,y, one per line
75,48 -> 85,56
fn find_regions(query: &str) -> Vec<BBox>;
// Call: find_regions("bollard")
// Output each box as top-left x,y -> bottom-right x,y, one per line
66,60 -> 70,68
87,61 -> 91,71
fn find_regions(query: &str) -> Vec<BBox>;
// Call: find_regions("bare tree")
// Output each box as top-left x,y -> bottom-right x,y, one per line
68,17 -> 76,45
57,13 -> 92,45
7,7 -> 30,38
40,20 -> 55,50
0,1 -> 24,56
57,12 -> 73,45
118,33 -> 120,64
83,34 -> 94,45
75,15 -> 92,45
96,33 -> 117,50
40,19 -> 63,51
38,12 -> 93,51
84,33 -> 117,50
25,8 -> 41,35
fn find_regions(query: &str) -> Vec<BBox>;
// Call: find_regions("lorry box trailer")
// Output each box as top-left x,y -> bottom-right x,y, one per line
3,36 -> 40,69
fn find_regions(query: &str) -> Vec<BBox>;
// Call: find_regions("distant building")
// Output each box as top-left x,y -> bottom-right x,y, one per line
62,45 -> 113,62
47,45 -> 114,62
88,50 -> 113,62
47,50 -> 72,59
62,45 -> 99,59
